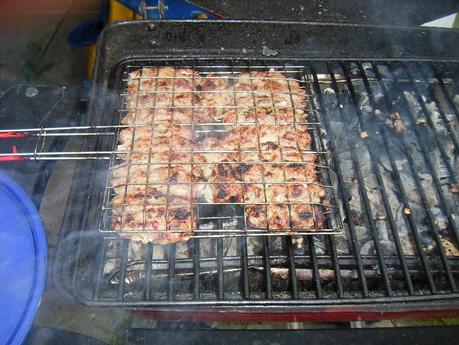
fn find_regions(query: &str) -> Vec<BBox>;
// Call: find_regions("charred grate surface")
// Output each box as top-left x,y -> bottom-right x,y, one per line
56,60 -> 459,307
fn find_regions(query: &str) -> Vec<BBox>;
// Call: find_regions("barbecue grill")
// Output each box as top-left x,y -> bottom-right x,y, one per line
17,20 -> 459,319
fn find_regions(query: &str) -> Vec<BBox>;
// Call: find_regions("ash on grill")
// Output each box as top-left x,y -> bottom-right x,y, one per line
316,62 -> 458,260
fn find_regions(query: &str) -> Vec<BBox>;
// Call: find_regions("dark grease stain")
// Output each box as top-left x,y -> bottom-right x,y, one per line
299,211 -> 312,219
284,30 -> 301,45
173,209 -> 190,220
217,189 -> 227,199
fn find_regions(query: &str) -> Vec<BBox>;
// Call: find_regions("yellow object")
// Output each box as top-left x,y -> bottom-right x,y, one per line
88,0 -> 142,79
87,44 -> 97,80
195,12 -> 208,19
108,0 -> 140,23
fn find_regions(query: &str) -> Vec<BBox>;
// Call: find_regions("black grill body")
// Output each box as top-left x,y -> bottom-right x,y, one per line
54,21 -> 459,314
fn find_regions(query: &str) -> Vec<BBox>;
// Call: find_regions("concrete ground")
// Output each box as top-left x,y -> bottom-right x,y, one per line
0,0 -> 96,85
1,1 -> 458,344
0,1 -> 134,344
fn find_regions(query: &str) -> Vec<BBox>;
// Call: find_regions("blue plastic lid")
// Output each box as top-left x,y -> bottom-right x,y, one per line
0,172 -> 47,345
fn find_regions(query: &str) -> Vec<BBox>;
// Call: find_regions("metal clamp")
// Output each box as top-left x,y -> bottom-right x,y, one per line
33,127 -> 46,162
140,0 -> 168,19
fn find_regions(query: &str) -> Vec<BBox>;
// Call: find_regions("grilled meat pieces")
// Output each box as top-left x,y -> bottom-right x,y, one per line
111,67 -> 327,243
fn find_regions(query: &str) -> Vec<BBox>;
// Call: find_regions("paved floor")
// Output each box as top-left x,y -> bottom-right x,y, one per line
195,0 -> 459,25
0,0 -> 98,85
0,2 -> 130,344
1,0 -> 458,87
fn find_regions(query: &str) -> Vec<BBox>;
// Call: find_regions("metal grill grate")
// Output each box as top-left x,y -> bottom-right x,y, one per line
98,63 -> 343,238
55,59 -> 459,307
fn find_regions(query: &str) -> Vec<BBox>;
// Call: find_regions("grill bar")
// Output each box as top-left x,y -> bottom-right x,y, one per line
378,61 -> 458,292
385,63 -> 459,247
118,240 -> 129,300
396,64 -> 458,292
103,252 -> 459,272
403,65 -> 458,185
327,61 -> 393,296
414,63 -> 459,153
310,63 -> 369,297
286,237 -> 299,299
328,236 -> 344,298
262,237 -> 273,299
240,236 -> 250,298
144,243 -> 153,300
371,63 -> 439,293
356,63 -> 415,295
431,63 -> 459,121
192,238 -> 200,299
403,140 -> 457,292
217,238 -> 224,299
308,237 -> 322,298
93,240 -> 108,300
302,74 -> 345,299
167,244 -> 176,300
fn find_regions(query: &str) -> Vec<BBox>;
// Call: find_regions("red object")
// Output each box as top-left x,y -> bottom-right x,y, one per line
0,145 -> 25,162
0,131 -> 30,139
132,308 -> 459,322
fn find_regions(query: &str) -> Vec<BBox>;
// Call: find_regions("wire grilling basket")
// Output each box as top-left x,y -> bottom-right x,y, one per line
0,63 -> 344,239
